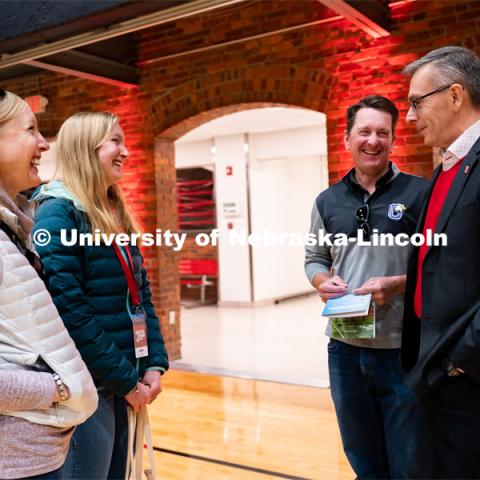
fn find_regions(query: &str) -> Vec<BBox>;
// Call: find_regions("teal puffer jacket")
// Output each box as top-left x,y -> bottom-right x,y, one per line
33,193 -> 168,397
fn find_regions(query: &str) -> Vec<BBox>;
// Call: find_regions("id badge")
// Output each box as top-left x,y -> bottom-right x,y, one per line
131,306 -> 148,358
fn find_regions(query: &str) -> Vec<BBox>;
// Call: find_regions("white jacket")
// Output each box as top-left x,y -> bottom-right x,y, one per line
0,206 -> 98,428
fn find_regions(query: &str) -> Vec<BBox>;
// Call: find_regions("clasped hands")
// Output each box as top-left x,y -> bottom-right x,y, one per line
125,370 -> 162,412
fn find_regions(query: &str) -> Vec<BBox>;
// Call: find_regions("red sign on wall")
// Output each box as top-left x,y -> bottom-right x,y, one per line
25,95 -> 48,114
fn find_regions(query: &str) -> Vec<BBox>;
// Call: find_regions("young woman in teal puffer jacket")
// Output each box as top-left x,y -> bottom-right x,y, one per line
34,112 -> 169,480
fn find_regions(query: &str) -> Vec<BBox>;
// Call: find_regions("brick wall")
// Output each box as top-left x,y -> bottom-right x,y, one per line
2,74 -> 181,358
139,0 -> 480,181
5,0 -> 480,359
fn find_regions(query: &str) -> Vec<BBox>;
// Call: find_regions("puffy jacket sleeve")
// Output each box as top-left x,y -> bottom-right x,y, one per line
34,199 -> 138,396
139,257 -> 169,372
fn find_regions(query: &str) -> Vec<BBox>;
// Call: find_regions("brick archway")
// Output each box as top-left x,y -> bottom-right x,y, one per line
152,99 -> 329,358
159,102 -> 310,140
148,64 -> 333,138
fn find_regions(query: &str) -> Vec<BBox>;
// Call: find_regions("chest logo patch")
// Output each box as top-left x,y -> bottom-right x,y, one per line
388,203 -> 406,221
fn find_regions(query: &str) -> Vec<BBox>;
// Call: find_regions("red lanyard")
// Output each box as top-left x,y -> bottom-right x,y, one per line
112,243 -> 140,306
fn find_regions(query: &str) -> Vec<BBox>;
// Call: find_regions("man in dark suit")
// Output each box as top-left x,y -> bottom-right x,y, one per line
402,46 -> 480,478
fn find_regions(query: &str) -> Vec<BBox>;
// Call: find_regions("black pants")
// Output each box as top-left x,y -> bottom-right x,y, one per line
419,374 -> 480,479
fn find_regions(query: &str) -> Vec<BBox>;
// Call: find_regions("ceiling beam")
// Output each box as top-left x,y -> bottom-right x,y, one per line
138,15 -> 343,66
22,50 -> 138,88
22,49 -> 138,89
23,59 -> 137,90
318,0 -> 390,38
0,0 -> 245,70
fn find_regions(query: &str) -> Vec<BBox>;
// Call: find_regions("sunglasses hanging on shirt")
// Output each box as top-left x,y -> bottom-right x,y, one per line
355,204 -> 370,240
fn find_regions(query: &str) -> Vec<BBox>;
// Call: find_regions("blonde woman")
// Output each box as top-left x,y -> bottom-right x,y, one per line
34,112 -> 169,480
0,91 -> 97,480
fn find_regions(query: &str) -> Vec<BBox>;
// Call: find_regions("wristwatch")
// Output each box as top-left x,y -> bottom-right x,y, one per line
52,373 -> 69,402
442,357 -> 465,377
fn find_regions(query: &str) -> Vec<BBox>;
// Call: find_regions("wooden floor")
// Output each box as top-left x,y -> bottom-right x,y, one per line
146,370 -> 353,480
173,296 -> 330,388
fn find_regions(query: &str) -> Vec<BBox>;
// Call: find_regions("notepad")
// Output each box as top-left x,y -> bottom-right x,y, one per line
322,293 -> 372,318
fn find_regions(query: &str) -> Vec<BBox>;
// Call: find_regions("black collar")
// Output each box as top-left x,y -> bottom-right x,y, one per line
342,162 -> 395,193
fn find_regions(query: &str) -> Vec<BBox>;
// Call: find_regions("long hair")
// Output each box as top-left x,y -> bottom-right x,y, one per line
55,112 -> 140,235
0,90 -> 29,126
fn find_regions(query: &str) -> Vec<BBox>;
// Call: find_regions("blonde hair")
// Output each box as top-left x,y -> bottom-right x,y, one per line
55,112 -> 140,235
0,90 -> 29,126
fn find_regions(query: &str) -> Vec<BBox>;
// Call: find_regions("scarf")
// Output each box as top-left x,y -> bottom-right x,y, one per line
0,187 -> 34,240
0,186 -> 44,280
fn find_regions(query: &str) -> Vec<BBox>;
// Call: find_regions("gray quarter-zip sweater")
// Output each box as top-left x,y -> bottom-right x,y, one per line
305,163 -> 430,348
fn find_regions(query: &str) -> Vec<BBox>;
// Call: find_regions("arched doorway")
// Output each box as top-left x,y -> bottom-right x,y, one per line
173,106 -> 328,306
156,103 -> 330,387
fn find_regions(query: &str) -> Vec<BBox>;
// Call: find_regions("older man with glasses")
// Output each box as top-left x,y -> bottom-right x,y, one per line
305,95 -> 430,479
402,46 -> 480,479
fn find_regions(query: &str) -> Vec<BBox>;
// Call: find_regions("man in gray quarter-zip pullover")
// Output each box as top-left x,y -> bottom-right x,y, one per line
305,95 -> 430,479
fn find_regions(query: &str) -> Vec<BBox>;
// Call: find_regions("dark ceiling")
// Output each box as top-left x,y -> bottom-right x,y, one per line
0,0 -> 392,87
0,1 -> 130,42
0,0 -> 188,85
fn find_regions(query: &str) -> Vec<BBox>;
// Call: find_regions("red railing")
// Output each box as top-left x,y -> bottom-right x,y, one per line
177,178 -> 215,230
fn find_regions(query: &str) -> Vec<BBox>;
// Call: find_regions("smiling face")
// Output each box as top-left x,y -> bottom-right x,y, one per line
97,123 -> 128,187
344,107 -> 394,178
406,65 -> 459,148
0,105 -> 49,198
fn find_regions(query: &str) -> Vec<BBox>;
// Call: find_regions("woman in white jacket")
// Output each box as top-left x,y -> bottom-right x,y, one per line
0,89 -> 97,479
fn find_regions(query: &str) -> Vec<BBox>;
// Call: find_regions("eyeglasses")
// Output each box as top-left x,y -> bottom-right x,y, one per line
355,204 -> 370,239
408,84 -> 453,112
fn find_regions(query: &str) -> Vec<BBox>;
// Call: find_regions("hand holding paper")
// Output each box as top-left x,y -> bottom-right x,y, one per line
353,275 -> 406,305
315,274 -> 348,302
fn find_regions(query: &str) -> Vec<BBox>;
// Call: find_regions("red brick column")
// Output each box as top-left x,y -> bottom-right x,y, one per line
153,138 -> 181,359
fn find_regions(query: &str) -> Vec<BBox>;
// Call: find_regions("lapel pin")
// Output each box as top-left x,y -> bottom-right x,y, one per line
464,165 -> 470,175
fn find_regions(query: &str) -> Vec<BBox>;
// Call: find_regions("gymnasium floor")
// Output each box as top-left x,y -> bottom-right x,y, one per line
172,295 -> 330,388
148,296 -> 352,479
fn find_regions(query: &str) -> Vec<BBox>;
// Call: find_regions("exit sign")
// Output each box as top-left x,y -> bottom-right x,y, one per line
25,95 -> 48,113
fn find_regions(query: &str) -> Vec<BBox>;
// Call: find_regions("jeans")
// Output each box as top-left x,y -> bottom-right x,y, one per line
22,467 -> 63,480
61,392 -> 129,480
328,339 -> 430,479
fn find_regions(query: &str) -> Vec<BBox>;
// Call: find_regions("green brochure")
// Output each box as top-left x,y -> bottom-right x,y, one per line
331,303 -> 375,339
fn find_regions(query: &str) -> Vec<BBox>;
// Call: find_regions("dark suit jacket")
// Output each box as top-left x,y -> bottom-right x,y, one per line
401,137 -> 480,395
